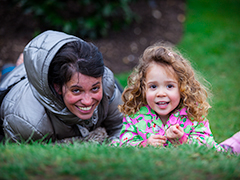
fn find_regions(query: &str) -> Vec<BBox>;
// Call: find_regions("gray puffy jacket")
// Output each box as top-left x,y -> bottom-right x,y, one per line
0,30 -> 123,143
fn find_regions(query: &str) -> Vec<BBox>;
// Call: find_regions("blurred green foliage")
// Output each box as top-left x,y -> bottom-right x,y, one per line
13,0 -> 137,39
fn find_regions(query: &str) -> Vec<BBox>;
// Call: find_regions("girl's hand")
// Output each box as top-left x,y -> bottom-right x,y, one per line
146,135 -> 167,147
166,124 -> 185,144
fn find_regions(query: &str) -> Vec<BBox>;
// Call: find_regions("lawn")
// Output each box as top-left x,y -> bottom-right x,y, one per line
176,0 -> 240,142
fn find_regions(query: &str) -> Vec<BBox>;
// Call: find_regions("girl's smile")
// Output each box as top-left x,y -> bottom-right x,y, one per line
156,101 -> 169,108
145,62 -> 180,124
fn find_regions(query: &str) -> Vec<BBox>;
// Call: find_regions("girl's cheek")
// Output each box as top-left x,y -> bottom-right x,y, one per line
146,91 -> 154,103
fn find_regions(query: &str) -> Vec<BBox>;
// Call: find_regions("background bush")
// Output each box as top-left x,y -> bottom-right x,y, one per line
13,0 -> 137,39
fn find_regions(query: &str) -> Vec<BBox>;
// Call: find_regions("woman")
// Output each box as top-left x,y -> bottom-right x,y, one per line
0,30 -> 123,143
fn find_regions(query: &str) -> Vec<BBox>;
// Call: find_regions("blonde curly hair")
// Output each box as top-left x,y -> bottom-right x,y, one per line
119,43 -> 211,122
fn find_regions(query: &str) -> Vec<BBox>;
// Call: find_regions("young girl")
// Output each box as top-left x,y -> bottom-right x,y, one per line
117,43 -> 240,153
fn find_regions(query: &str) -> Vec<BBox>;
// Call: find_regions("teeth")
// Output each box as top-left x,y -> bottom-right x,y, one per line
157,102 -> 168,105
78,106 -> 91,111
159,102 -> 166,104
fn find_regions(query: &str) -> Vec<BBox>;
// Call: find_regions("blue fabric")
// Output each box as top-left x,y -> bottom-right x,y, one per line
2,66 -> 15,75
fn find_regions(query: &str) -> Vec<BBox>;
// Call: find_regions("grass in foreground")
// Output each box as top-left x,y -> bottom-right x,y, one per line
0,142 -> 239,180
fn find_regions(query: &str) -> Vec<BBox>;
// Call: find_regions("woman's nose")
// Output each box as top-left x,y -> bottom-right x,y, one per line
81,93 -> 92,105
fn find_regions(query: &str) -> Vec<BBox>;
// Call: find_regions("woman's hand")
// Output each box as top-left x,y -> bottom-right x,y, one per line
166,124 -> 186,145
146,134 -> 167,147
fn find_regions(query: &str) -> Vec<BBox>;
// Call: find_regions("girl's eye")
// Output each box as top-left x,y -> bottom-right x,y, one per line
150,84 -> 157,89
167,84 -> 174,89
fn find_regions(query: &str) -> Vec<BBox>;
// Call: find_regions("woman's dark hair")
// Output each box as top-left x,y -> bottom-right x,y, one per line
48,40 -> 104,96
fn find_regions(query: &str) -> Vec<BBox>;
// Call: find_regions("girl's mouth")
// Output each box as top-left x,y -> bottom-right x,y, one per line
156,101 -> 169,109
157,102 -> 169,105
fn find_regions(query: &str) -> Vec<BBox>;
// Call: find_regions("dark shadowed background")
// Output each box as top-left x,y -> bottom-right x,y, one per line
0,0 -> 185,74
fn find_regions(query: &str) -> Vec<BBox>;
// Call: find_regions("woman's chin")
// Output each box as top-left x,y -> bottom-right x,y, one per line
76,112 -> 94,120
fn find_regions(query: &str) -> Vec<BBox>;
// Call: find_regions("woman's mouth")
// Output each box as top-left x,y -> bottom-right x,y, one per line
77,106 -> 92,111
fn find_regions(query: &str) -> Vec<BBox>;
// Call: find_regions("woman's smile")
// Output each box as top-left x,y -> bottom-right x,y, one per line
77,105 -> 93,111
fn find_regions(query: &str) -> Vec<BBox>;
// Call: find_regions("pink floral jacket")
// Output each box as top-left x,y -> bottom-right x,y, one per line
117,105 -> 224,151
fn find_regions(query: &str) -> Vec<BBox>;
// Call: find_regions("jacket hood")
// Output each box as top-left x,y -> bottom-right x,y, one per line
24,30 -> 83,124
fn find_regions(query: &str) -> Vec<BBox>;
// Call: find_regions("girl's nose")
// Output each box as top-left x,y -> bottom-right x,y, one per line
157,88 -> 167,97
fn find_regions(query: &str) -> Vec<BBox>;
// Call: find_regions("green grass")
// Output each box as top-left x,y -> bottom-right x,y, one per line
177,0 -> 240,142
1,0 -> 240,179
0,142 -> 239,180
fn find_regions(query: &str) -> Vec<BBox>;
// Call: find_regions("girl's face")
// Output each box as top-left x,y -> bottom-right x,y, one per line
145,62 -> 180,123
58,72 -> 103,120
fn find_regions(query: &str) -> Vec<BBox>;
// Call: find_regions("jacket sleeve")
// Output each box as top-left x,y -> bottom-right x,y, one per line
185,120 -> 225,151
118,116 -> 146,147
1,80 -> 54,143
3,113 -> 53,143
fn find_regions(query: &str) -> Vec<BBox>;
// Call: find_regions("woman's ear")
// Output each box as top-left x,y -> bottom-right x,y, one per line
54,84 -> 62,95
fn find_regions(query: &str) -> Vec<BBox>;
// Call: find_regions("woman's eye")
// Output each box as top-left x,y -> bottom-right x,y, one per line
92,86 -> 100,92
72,89 -> 80,93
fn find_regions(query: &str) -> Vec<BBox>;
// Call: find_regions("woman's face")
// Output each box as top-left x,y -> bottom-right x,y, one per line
59,72 -> 103,120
